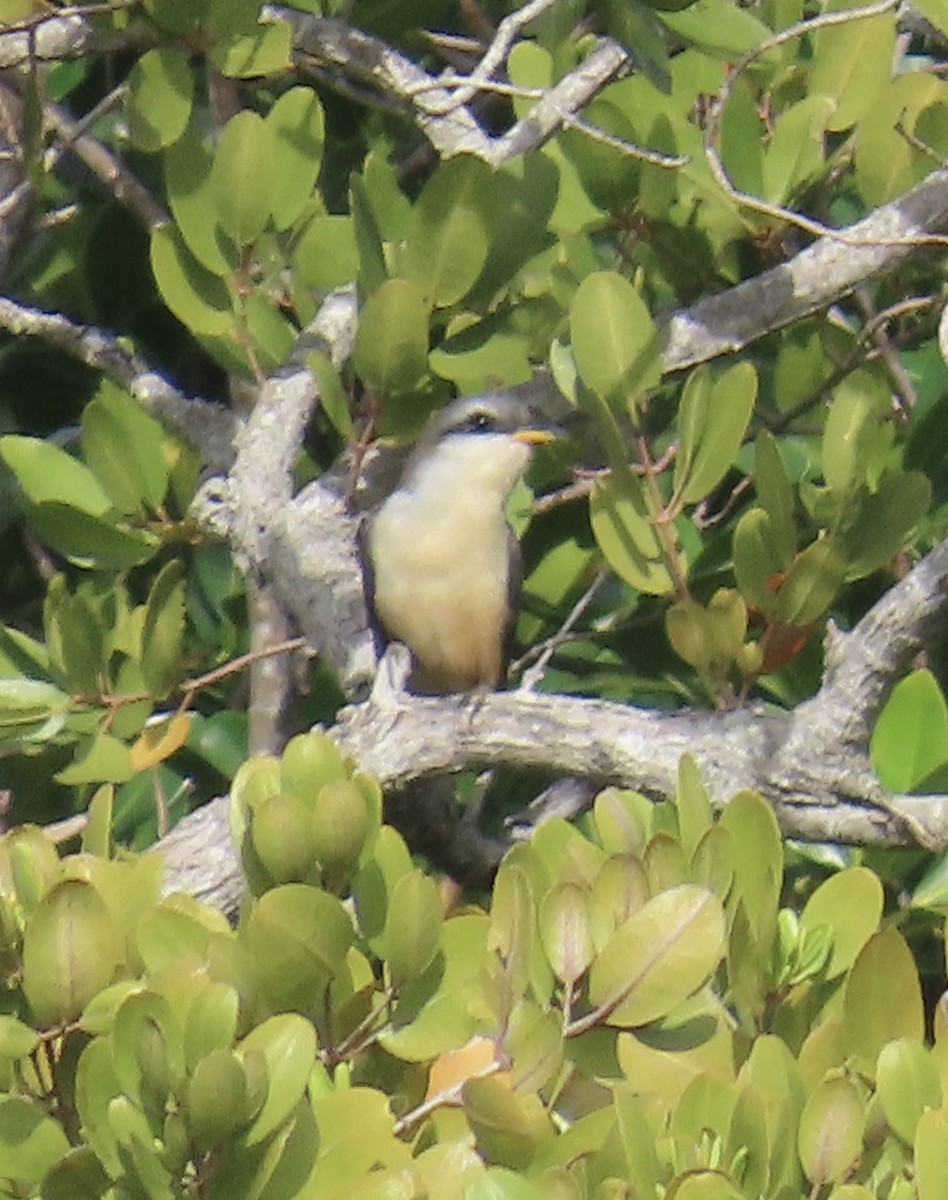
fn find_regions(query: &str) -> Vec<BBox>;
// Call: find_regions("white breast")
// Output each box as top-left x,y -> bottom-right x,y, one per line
368,433 -> 530,692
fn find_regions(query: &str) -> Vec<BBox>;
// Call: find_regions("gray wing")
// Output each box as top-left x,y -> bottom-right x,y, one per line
502,527 -> 522,686
356,516 -> 387,664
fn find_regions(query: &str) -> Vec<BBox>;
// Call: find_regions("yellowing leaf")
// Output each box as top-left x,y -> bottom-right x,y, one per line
588,885 -> 725,1027
130,714 -> 191,772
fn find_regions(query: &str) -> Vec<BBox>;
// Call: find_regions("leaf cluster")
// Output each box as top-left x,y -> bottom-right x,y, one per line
0,735 -> 942,1197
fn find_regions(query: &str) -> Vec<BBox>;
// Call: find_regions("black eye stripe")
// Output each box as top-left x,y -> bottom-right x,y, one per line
466,411 -> 495,432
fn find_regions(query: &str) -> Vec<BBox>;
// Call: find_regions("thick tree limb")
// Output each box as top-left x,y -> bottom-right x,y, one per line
159,531 -> 948,905
278,7 -> 631,166
660,168 -> 948,372
0,295 -> 237,469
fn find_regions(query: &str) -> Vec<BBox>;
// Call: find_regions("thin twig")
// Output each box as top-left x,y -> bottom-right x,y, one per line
516,569 -> 609,691
852,286 -> 918,414
559,109 -> 688,170
392,1059 -> 504,1137
700,0 -> 948,249
44,101 -> 166,230
422,0 -> 560,115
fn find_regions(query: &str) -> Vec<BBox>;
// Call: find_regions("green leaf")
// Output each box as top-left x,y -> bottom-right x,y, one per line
855,74 -> 946,206
910,847 -> 948,909
613,1084 -> 663,1198
775,535 -> 845,626
843,928 -> 925,1062
0,678 -> 69,741
0,1097 -> 70,1184
719,790 -> 782,952
673,366 -> 712,499
463,1077 -> 543,1170
799,867 -> 883,978
0,435 -> 110,514
666,602 -> 711,670
719,83 -> 764,196
268,86 -> 325,231
822,371 -> 891,498
310,779 -> 372,887
81,381 -> 169,516
539,882 -> 594,986
244,292 -> 296,374
913,0 -> 948,33
841,471 -> 931,581
350,172 -> 388,296
871,669 -> 948,793
45,579 -> 102,696
659,0 -> 776,59
678,362 -> 756,504
876,1038 -> 941,1144
606,0 -> 670,92
250,792 -> 316,888
379,913 -> 489,1061
754,431 -> 797,565
241,884 -> 354,1012
212,111 -> 275,246
281,730 -> 349,799
591,789 -> 648,857
28,503 -> 159,569
144,0 -> 207,34
675,755 -> 714,860
489,864 -> 536,1015
809,2 -> 896,132
187,1049 -> 250,1150
676,364 -> 710,496
204,0 -> 260,36
307,1087 -> 403,1191
403,155 -> 492,307
558,98 -> 641,214
798,1077 -> 864,1187
506,1000 -> 563,1095
141,559 -> 187,697
294,215 -> 359,291
429,313 -> 532,392
570,271 -> 661,413
165,128 -> 235,276
55,733 -> 134,785
211,22 -> 292,78
589,854 -> 649,951
39,1145 -> 112,1200
353,278 -> 429,394
126,47 -> 193,152
22,879 -> 123,1027
307,350 -> 354,440
0,1015 -> 39,1059
110,989 -> 183,1111
774,324 -> 831,414
732,507 -> 790,613
916,1107 -> 948,1200
150,224 -> 234,335
383,869 -> 443,989
737,1034 -> 806,1193
135,904 -> 210,975
362,149 -> 413,241
638,112 -> 679,219
184,981 -> 240,1071
762,96 -> 834,204
587,884 -> 725,1027
238,1013 -> 317,1144
590,468 -> 674,596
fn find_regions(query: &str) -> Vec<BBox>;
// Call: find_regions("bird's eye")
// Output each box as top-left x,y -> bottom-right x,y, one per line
466,410 -> 495,433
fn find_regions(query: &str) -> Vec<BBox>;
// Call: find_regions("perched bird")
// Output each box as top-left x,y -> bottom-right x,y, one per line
363,394 -> 559,694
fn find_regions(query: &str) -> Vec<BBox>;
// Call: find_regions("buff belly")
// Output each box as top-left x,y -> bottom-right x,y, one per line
368,497 -> 511,692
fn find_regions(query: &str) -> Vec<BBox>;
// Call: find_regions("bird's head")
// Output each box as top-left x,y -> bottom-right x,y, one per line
402,395 -> 562,498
